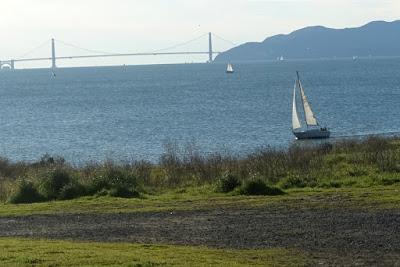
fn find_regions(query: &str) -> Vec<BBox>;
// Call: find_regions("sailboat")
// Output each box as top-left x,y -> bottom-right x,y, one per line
51,66 -> 56,77
292,71 -> 330,139
226,63 -> 234,74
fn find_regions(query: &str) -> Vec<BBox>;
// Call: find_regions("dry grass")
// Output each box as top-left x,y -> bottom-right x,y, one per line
0,136 -> 399,203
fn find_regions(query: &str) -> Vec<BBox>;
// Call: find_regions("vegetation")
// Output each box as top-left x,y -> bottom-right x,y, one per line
0,238 -> 307,266
0,185 -> 398,217
8,179 -> 44,204
216,172 -> 241,193
0,136 -> 399,204
239,178 -> 284,196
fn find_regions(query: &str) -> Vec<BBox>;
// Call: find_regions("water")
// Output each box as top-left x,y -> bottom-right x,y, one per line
0,58 -> 399,162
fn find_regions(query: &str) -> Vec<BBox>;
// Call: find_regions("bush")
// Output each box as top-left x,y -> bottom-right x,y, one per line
380,177 -> 400,186
88,167 -> 140,198
279,174 -> 317,189
8,180 -> 44,204
58,182 -> 87,200
38,154 -> 66,167
240,178 -> 284,196
216,173 -> 241,193
319,180 -> 342,188
39,169 -> 72,200
109,185 -> 140,198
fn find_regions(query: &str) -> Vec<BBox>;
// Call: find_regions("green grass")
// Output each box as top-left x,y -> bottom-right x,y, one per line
0,238 -> 307,267
1,136 -> 400,208
0,185 -> 398,217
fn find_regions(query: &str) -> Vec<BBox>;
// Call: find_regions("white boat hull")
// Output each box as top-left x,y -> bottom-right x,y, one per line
293,128 -> 330,139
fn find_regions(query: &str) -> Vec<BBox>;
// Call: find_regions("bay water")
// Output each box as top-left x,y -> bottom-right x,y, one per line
0,58 -> 399,162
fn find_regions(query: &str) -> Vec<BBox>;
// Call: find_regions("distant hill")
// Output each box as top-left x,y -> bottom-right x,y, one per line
214,20 -> 400,62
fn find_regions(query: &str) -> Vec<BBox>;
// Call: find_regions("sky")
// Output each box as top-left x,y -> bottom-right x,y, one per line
0,0 -> 399,68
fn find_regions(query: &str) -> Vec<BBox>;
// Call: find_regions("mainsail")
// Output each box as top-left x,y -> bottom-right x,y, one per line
298,79 -> 318,126
292,83 -> 301,130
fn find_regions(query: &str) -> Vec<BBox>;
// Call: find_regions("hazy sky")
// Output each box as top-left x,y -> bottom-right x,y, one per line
1,0 -> 399,68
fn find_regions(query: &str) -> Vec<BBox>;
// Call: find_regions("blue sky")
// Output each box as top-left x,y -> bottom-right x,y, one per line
1,0 -> 399,68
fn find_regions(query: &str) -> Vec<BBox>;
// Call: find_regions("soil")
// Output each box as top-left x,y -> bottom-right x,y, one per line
0,206 -> 399,266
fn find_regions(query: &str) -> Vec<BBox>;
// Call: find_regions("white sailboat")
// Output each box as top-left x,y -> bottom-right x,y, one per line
226,63 -> 234,74
292,71 -> 330,139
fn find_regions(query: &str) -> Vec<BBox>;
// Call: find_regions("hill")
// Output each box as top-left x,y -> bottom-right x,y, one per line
214,20 -> 400,62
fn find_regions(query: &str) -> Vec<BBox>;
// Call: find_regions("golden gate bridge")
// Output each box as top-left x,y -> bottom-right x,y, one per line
0,32 -> 235,70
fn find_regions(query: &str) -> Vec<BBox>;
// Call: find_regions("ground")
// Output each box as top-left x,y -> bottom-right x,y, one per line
0,186 -> 399,266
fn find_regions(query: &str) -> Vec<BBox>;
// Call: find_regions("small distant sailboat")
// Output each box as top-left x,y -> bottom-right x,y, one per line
51,67 -> 56,77
226,63 -> 234,74
292,71 -> 330,139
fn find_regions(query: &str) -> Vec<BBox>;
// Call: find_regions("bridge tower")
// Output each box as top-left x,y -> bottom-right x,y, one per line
51,38 -> 56,69
10,60 -> 15,70
208,32 -> 213,63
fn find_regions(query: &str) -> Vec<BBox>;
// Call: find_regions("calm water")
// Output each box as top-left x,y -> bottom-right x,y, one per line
0,59 -> 399,162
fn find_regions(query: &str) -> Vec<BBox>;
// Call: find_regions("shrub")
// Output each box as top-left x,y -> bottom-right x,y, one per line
240,178 -> 284,196
319,180 -> 342,188
347,166 -> 368,177
58,182 -> 87,200
95,188 -> 109,197
279,174 -> 317,189
39,169 -> 72,200
108,185 -> 140,198
216,173 -> 241,193
88,167 -> 140,198
8,180 -> 44,204
38,154 -> 66,167
380,177 -> 400,186
100,168 -> 135,188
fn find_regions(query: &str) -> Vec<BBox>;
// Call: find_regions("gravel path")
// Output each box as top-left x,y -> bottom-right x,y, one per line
0,207 -> 399,265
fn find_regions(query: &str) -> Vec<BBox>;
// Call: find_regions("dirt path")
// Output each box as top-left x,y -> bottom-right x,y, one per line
0,207 -> 399,265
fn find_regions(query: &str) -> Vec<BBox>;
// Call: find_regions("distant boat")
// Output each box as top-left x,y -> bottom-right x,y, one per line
226,63 -> 234,74
292,71 -> 330,139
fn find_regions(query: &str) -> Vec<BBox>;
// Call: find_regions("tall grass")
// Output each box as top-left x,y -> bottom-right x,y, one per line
0,136 -> 399,203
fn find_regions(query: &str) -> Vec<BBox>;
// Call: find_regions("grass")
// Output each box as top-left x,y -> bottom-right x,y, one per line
0,136 -> 399,205
0,138 -> 400,266
0,238 -> 307,267
0,137 -> 399,266
0,185 -> 398,217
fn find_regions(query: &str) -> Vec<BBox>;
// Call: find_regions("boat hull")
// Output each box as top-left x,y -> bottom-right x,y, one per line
293,129 -> 330,139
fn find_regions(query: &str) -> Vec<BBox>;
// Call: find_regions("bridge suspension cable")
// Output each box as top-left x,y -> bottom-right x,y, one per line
55,39 -> 117,55
56,33 -> 210,55
16,39 -> 51,59
151,33 -> 209,53
211,33 -> 237,46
